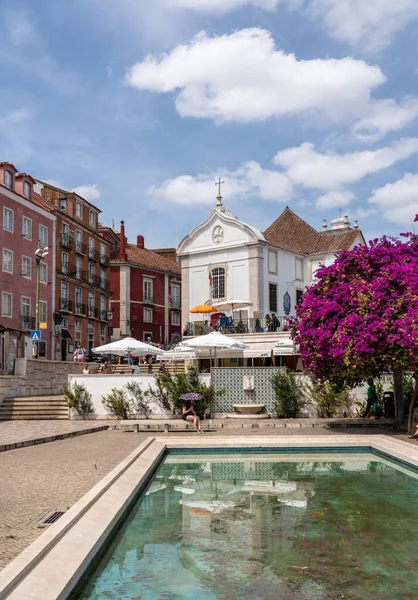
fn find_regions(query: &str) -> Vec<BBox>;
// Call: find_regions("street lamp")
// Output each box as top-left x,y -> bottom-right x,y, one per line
106,308 -> 114,343
33,243 -> 49,358
106,309 -> 114,322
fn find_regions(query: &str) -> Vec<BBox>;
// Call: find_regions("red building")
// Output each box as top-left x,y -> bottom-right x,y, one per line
0,162 -> 55,372
35,181 -> 113,360
100,222 -> 182,345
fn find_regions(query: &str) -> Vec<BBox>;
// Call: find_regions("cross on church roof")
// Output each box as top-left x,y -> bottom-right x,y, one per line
215,177 -> 225,207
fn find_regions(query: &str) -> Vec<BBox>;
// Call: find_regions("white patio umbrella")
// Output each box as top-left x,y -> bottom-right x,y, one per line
212,299 -> 253,312
182,331 -> 248,351
92,337 -> 164,356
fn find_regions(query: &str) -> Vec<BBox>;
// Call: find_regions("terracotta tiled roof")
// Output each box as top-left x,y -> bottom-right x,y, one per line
312,230 -> 361,254
15,173 -> 36,183
264,206 -> 362,255
31,193 -> 55,212
113,243 -> 181,275
0,161 -> 17,171
264,207 -> 319,254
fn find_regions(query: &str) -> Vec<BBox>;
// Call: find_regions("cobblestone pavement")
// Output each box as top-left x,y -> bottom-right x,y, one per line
0,420 -> 107,450
0,427 -> 415,570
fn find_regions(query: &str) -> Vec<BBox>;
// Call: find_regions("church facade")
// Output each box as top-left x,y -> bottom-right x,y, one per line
177,197 -> 365,330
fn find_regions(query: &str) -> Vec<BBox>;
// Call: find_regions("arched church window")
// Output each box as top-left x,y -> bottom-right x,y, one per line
211,267 -> 225,300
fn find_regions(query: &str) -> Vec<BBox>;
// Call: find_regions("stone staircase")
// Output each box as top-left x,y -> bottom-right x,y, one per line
0,395 -> 69,420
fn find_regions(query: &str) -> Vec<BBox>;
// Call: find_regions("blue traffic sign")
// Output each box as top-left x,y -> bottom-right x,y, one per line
30,330 -> 41,342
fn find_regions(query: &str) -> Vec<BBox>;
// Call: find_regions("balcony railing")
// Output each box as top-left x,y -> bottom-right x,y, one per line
99,254 -> 109,267
74,240 -> 87,255
100,310 -> 110,321
60,233 -> 74,249
185,315 -> 292,336
88,247 -> 100,261
88,272 -> 95,285
88,306 -> 99,319
74,302 -> 86,316
21,315 -> 36,331
60,298 -> 73,312
143,294 -> 154,304
171,297 -> 181,308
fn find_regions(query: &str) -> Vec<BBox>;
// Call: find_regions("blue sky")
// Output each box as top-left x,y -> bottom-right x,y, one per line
1,0 -> 418,247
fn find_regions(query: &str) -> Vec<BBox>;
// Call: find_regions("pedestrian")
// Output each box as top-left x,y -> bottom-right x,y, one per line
265,314 -> 271,330
271,313 -> 280,331
182,399 -> 204,434
361,378 -> 378,418
128,352 -> 134,366
82,365 -> 90,375
132,364 -> 140,374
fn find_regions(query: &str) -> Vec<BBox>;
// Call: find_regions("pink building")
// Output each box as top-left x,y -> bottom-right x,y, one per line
0,162 -> 56,372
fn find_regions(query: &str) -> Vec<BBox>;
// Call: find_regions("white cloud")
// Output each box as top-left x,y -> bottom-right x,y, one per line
148,161 -> 293,205
352,98 -> 418,142
315,190 -> 355,210
126,28 -> 384,123
274,138 -> 418,190
169,0 -> 280,12
369,173 -> 418,224
302,0 -> 418,52
72,184 -> 101,200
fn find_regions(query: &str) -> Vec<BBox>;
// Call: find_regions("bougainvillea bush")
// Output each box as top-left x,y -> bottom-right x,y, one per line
293,218 -> 418,394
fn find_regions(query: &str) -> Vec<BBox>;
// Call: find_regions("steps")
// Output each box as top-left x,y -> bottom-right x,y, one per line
0,395 -> 68,420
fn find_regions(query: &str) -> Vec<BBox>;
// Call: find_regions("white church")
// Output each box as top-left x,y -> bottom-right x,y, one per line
177,193 -> 365,334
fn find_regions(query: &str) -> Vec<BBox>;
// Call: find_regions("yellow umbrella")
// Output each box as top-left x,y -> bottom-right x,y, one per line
190,305 -> 217,314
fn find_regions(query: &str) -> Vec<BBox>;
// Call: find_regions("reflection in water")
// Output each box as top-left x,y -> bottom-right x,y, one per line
77,454 -> 418,600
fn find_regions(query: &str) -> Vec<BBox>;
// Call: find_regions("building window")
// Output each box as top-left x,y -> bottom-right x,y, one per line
75,320 -> 81,331
76,201 -> 82,219
89,292 -> 95,308
144,279 -> 153,302
61,282 -> 68,299
211,267 -> 225,300
88,322 -> 94,334
144,307 -> 153,323
172,311 -> 181,326
268,250 -> 277,274
62,252 -> 69,274
38,341 -> 46,358
100,325 -> 106,336
296,258 -> 303,281
39,301 -> 47,324
3,207 -> 13,232
39,225 -> 48,246
22,256 -> 31,278
23,182 -> 31,199
2,292 -> 12,317
89,263 -> 95,283
171,284 -> 180,308
310,259 -> 323,282
61,317 -> 68,328
22,217 -> 32,240
75,230 -> 83,252
100,295 -> 106,312
100,243 -> 106,261
100,269 -> 106,288
60,198 -> 68,212
76,258 -> 82,279
39,262 -> 47,284
269,283 -> 278,313
21,297 -> 30,317
2,249 -> 13,273
296,289 -> 303,305
62,222 -> 70,235
88,238 -> 95,259
89,211 -> 95,227
4,170 -> 12,189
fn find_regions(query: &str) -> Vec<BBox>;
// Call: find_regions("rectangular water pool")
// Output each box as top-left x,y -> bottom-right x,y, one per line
73,451 -> 418,600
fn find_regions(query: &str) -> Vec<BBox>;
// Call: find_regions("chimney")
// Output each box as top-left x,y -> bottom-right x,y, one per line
137,235 -> 145,249
322,218 -> 328,231
119,220 -> 128,261
353,219 -> 359,230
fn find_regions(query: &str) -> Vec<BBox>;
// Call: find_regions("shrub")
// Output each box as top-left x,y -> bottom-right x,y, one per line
102,388 -> 131,419
125,382 -> 151,419
304,381 -> 346,418
270,369 -> 305,418
146,366 -> 221,418
63,382 -> 94,418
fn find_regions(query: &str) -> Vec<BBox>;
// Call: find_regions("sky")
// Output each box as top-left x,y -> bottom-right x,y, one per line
1,0 -> 418,247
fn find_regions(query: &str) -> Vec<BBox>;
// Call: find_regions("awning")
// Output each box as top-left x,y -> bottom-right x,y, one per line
61,329 -> 72,339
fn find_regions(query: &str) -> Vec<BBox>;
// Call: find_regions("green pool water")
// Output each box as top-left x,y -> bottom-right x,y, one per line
76,451 -> 418,600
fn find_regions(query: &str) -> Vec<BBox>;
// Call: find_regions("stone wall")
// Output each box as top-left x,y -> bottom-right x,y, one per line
0,359 -> 88,407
